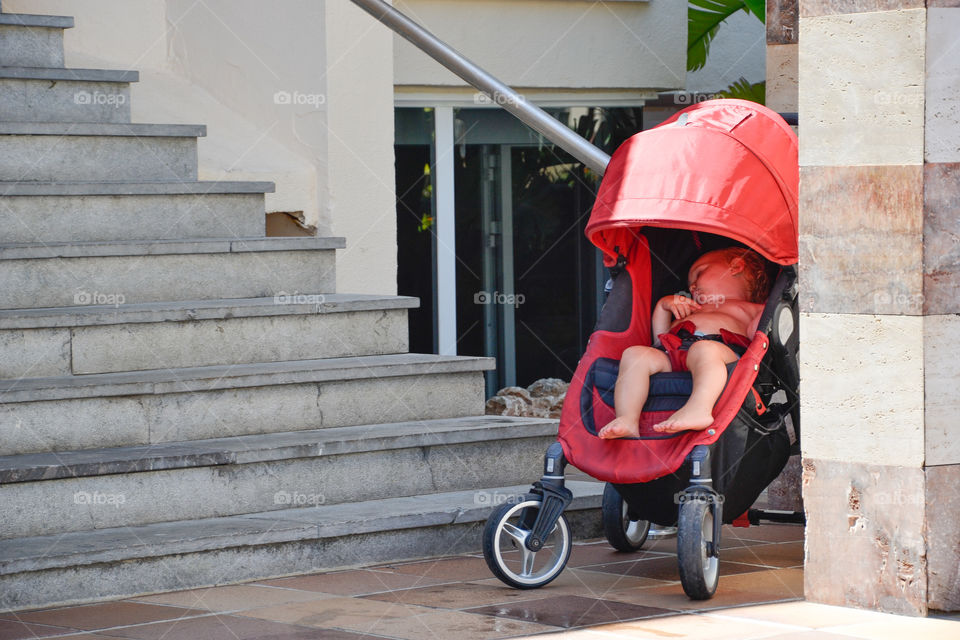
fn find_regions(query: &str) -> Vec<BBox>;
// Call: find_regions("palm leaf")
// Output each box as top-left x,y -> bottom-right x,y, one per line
716,77 -> 766,105
688,0 -> 763,72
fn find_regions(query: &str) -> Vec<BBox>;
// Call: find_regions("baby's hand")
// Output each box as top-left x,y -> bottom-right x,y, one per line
658,294 -> 702,320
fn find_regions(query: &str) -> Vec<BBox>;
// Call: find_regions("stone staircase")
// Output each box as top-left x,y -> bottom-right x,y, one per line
0,10 -> 602,611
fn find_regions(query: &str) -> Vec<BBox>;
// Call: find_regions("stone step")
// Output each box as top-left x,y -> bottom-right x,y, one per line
0,236 -> 343,309
0,13 -> 73,68
0,416 -> 559,538
0,122 -> 204,182
0,353 -> 494,454
0,181 -> 272,242
0,480 -> 604,612
0,293 -> 418,377
0,66 -> 137,123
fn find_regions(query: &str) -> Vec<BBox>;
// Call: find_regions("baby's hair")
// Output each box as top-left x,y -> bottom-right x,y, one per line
710,247 -> 771,303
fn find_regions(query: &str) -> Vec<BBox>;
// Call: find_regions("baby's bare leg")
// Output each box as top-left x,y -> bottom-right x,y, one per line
599,346 -> 671,439
653,341 -> 739,433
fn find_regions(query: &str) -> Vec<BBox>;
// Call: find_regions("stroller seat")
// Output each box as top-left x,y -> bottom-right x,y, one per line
582,357 -> 742,439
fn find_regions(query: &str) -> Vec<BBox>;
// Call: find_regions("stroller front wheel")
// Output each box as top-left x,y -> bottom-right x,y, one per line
601,483 -> 650,552
677,498 -> 720,599
482,498 -> 571,589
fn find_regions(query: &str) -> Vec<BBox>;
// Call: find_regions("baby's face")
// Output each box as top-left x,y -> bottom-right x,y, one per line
687,253 -> 743,301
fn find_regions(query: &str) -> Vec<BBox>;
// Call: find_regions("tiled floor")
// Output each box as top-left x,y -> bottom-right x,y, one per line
2,523 -> 958,639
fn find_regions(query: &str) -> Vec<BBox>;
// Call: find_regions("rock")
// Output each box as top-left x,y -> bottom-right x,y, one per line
527,378 -> 568,398
486,379 -> 569,418
496,386 -> 532,404
531,395 -> 563,419
484,395 -> 528,417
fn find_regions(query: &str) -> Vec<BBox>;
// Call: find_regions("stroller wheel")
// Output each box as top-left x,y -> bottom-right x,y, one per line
677,498 -> 720,600
601,483 -> 650,552
482,498 -> 571,589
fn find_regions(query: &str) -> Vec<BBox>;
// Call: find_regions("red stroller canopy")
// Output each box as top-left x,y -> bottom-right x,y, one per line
586,99 -> 799,266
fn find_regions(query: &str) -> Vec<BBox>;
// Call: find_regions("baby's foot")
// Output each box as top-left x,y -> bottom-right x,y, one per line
652,406 -> 715,434
598,416 -> 640,439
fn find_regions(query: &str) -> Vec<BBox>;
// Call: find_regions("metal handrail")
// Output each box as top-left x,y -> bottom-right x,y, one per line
349,0 -> 612,175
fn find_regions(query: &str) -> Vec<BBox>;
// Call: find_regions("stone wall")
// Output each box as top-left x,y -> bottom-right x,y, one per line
797,0 -> 960,616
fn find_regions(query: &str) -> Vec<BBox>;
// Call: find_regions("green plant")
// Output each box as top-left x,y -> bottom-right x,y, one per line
688,0 -> 765,72
688,0 -> 766,103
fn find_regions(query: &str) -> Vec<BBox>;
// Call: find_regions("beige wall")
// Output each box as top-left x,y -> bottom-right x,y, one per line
393,0 -> 685,92
5,0 -> 397,295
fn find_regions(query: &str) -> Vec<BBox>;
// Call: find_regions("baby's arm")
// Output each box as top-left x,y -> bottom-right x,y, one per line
652,294 -> 701,341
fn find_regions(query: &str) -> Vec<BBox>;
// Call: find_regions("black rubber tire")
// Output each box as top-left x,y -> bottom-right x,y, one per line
677,497 -> 720,600
601,483 -> 650,552
482,498 -> 572,589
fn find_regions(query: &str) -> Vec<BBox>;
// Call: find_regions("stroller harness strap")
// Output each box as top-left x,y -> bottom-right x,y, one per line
657,320 -> 750,372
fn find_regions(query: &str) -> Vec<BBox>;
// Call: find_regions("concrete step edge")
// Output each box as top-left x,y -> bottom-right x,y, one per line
0,353 -> 497,402
0,416 -> 559,483
0,236 -> 346,259
0,293 -> 419,329
0,180 -> 276,195
0,13 -> 74,28
0,66 -> 137,82
0,122 -> 205,137
0,480 -> 603,574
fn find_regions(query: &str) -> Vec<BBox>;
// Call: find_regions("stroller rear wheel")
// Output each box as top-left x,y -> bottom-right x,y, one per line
601,483 -> 650,552
677,498 -> 720,599
482,498 -> 571,589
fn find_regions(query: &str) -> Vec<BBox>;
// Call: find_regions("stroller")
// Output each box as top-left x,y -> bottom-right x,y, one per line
481,99 -> 800,600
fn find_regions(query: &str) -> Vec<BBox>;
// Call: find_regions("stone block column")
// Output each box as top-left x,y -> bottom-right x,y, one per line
798,1 -> 960,616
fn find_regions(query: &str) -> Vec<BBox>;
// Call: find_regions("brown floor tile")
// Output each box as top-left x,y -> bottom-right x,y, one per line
605,581 -> 800,612
363,581 -> 555,609
718,540 -> 805,568
255,569 -> 449,595
715,567 -> 804,598
469,567 -> 673,601
726,523 -> 805,543
577,555 -> 769,581
0,619 -> 80,639
90,613 -> 371,640
234,596 -> 433,630
566,543 -> 672,568
352,609 -> 561,640
39,635 -> 129,639
130,584 -> 333,611
6,602 -> 206,632
611,529 -> 766,555
466,594 -> 675,628
372,555 -> 496,581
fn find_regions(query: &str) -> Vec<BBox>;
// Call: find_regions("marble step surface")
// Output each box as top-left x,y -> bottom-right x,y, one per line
0,480 -> 604,612
0,236 -> 343,309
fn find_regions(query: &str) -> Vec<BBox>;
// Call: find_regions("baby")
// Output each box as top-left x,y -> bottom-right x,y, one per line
598,247 -> 770,439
